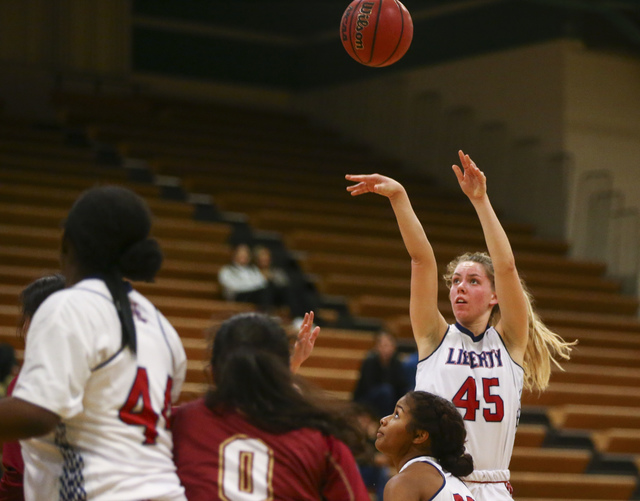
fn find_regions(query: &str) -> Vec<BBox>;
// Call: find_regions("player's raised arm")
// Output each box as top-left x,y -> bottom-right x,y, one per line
452,151 -> 528,362
346,174 -> 447,358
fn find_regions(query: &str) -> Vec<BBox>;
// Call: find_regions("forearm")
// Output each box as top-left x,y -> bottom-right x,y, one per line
0,397 -> 60,443
389,189 -> 436,265
471,195 -> 516,272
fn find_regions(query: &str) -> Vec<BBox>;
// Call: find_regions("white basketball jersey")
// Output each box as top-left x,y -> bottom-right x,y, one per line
415,324 -> 524,474
400,456 -> 475,500
14,279 -> 187,501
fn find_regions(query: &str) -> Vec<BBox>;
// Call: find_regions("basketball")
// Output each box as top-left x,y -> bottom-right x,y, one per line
340,0 -> 413,67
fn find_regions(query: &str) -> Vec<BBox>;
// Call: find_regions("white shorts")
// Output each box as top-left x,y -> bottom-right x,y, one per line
464,469 -> 513,501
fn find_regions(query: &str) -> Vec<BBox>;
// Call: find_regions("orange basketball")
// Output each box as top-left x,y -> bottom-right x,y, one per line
340,0 -> 413,67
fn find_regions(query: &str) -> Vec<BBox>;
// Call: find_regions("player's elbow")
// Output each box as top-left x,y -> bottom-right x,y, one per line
1,397 -> 61,440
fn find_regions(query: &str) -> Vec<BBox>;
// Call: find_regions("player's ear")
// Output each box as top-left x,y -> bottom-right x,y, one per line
413,429 -> 429,446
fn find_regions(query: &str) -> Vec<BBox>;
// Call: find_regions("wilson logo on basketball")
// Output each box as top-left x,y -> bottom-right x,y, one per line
354,2 -> 375,49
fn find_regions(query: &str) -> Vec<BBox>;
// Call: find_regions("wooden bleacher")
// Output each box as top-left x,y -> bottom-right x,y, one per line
1,92 -> 639,499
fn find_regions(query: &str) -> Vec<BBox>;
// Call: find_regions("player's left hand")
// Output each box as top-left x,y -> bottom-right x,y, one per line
452,150 -> 487,201
290,311 -> 320,373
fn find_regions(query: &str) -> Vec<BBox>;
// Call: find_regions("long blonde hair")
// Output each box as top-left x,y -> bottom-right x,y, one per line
444,252 -> 575,392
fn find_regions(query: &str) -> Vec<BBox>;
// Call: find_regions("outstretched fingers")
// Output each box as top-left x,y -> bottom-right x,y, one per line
345,174 -> 377,196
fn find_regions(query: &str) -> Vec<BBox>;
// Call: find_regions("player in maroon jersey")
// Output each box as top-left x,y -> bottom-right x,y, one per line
172,312 -> 370,501
0,274 -> 66,501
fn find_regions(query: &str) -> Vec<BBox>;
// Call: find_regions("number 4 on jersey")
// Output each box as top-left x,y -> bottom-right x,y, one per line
119,367 -> 173,444
452,376 -> 504,422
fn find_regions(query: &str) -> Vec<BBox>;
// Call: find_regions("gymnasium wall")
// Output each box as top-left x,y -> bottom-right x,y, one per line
295,40 -> 640,289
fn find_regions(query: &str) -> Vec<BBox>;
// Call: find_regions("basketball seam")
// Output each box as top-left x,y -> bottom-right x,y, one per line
367,0 -> 385,65
375,0 -> 405,67
349,0 -> 366,64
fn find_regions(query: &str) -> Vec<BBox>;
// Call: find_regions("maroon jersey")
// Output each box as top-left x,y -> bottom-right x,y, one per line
173,398 -> 369,501
0,376 -> 24,501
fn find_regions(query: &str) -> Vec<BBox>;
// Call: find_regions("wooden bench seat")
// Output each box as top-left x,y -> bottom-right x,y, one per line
157,239 -> 230,263
0,305 -> 19,329
0,139 -> 95,162
296,366 -> 359,397
349,288 -> 637,320
0,326 -> 22,350
165,317 -> 216,339
567,345 -> 640,368
592,428 -> 640,454
549,363 -> 640,388
514,424 -> 548,448
553,327 -> 640,350
0,120 -> 69,144
302,252 -> 620,293
158,260 -> 224,282
147,296 -> 254,320
178,382 -> 209,403
0,168 -> 159,196
386,310 -> 640,342
250,210 -> 568,256
313,328 -> 376,351
543,310 -> 640,333
523,382 -> 640,408
0,184 -> 195,219
286,231 -> 606,275
0,264 -> 63,287
299,346 -> 367,372
510,447 -> 591,474
549,404 -> 640,430
509,471 -> 636,499
134,278 -> 220,301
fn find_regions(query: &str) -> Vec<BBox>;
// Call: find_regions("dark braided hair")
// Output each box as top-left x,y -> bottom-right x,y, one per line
18,274 -> 66,337
63,186 -> 163,353
206,313 -> 364,453
405,391 -> 474,477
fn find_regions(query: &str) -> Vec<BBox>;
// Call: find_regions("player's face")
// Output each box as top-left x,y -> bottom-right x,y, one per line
449,261 -> 497,324
375,396 -> 414,457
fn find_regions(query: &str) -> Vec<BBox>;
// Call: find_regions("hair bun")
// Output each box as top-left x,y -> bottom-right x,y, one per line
117,238 -> 163,281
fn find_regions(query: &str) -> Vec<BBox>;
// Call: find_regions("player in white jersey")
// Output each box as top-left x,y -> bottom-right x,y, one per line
347,151 -> 574,500
0,186 -> 187,501
375,391 -> 475,501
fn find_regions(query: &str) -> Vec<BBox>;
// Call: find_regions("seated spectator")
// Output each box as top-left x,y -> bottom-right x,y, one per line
353,332 -> 411,419
0,344 -> 17,398
218,243 -> 270,310
254,245 -> 311,321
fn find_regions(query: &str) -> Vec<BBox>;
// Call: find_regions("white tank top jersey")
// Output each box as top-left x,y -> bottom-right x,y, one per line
415,323 -> 524,478
14,279 -> 188,501
400,456 -> 475,501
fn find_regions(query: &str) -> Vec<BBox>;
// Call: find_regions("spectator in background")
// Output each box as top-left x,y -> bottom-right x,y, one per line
0,344 -> 18,399
254,245 -> 311,322
353,332 -> 410,419
218,243 -> 270,310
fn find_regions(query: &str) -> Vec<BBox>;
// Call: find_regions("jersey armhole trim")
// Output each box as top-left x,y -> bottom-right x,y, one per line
494,329 -> 525,373
91,345 -> 125,372
419,325 -> 451,364
156,308 -> 176,373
